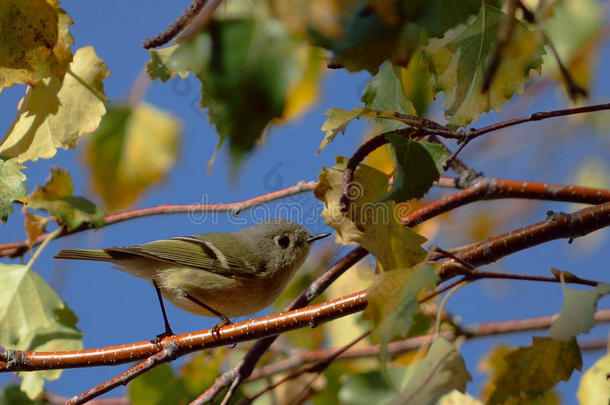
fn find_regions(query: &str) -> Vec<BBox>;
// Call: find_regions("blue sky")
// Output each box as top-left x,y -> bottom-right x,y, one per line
1,0 -> 609,401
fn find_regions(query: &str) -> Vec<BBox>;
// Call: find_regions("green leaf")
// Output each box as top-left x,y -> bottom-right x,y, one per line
307,1 -> 419,73
338,368 -> 407,405
148,18 -> 319,167
577,353 -> 610,405
549,282 -> 610,340
0,385 -> 40,405
26,167 -> 104,230
314,156 -> 427,271
486,337 -> 582,405
406,0 -> 487,38
128,363 -> 187,405
423,4 -> 545,127
361,61 -> 416,132
0,0 -> 74,94
363,263 -> 437,357
0,158 -> 27,223
0,46 -> 109,162
397,337 -> 472,405
85,103 -> 180,211
180,349 -> 226,399
384,135 -> 448,202
0,264 -> 82,399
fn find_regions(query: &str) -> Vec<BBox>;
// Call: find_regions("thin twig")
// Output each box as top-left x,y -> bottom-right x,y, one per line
177,0 -> 224,41
246,332 -> 371,404
142,0 -> 208,48
0,181 -> 317,258
24,226 -> 63,272
340,103 -> 610,210
545,33 -> 589,100
465,102 -> 610,142
340,134 -> 391,212
68,341 -> 180,405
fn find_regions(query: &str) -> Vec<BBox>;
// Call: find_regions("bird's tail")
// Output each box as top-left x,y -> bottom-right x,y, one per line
54,249 -> 115,262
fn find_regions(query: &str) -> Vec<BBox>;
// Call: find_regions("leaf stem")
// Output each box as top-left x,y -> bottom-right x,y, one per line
24,227 -> 63,272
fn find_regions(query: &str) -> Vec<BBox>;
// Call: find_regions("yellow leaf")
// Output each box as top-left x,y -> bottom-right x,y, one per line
424,4 -> 545,127
0,46 -> 109,162
482,338 -> 581,404
439,390 -> 483,405
0,0 -> 74,93
314,156 -> 426,271
24,212 -> 49,244
86,103 -> 180,211
280,45 -> 324,121
577,353 -> 610,405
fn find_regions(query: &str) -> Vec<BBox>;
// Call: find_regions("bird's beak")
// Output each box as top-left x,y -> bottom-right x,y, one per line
306,232 -> 331,243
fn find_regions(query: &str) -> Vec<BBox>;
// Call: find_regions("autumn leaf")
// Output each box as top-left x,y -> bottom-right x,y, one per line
0,264 -> 82,398
439,390 -> 483,405
0,0 -> 73,93
24,212 -> 49,243
306,1 -> 418,73
577,353 -> 610,405
26,167 -> 104,230
484,338 -> 582,404
384,135 -> 448,202
0,159 -> 27,223
423,3 -> 545,127
273,0 -> 487,73
314,156 -> 427,271
147,18 -> 321,168
397,337 -> 472,405
0,46 -> 109,163
548,281 -> 610,340
85,104 -> 180,211
362,262 -> 437,356
319,108 -> 368,153
318,107 -> 414,153
543,0 -> 605,96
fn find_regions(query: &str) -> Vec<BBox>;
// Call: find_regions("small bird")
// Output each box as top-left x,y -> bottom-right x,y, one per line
55,219 -> 330,337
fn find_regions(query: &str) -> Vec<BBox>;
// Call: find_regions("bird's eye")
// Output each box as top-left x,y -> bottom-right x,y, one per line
276,235 -> 290,249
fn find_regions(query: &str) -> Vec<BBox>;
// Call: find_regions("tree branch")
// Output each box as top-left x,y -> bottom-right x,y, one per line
0,291 -> 368,372
247,308 -> 610,382
1,201 -> 607,403
440,202 -> 610,277
402,177 -> 610,227
0,181 -> 316,258
193,201 -> 610,404
2,181 -> 607,400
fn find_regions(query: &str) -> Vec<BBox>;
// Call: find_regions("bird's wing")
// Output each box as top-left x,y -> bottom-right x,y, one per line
107,234 -> 262,278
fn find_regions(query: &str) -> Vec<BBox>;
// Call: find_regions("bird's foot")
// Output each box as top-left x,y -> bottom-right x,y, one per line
211,316 -> 232,342
153,328 -> 175,345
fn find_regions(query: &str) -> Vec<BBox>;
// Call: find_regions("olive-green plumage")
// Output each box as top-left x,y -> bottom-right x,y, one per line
55,220 -> 329,333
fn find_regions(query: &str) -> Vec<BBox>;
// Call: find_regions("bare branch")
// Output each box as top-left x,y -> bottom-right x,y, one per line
0,181 -> 316,258
142,0 -> 208,49
248,308 -> 610,381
